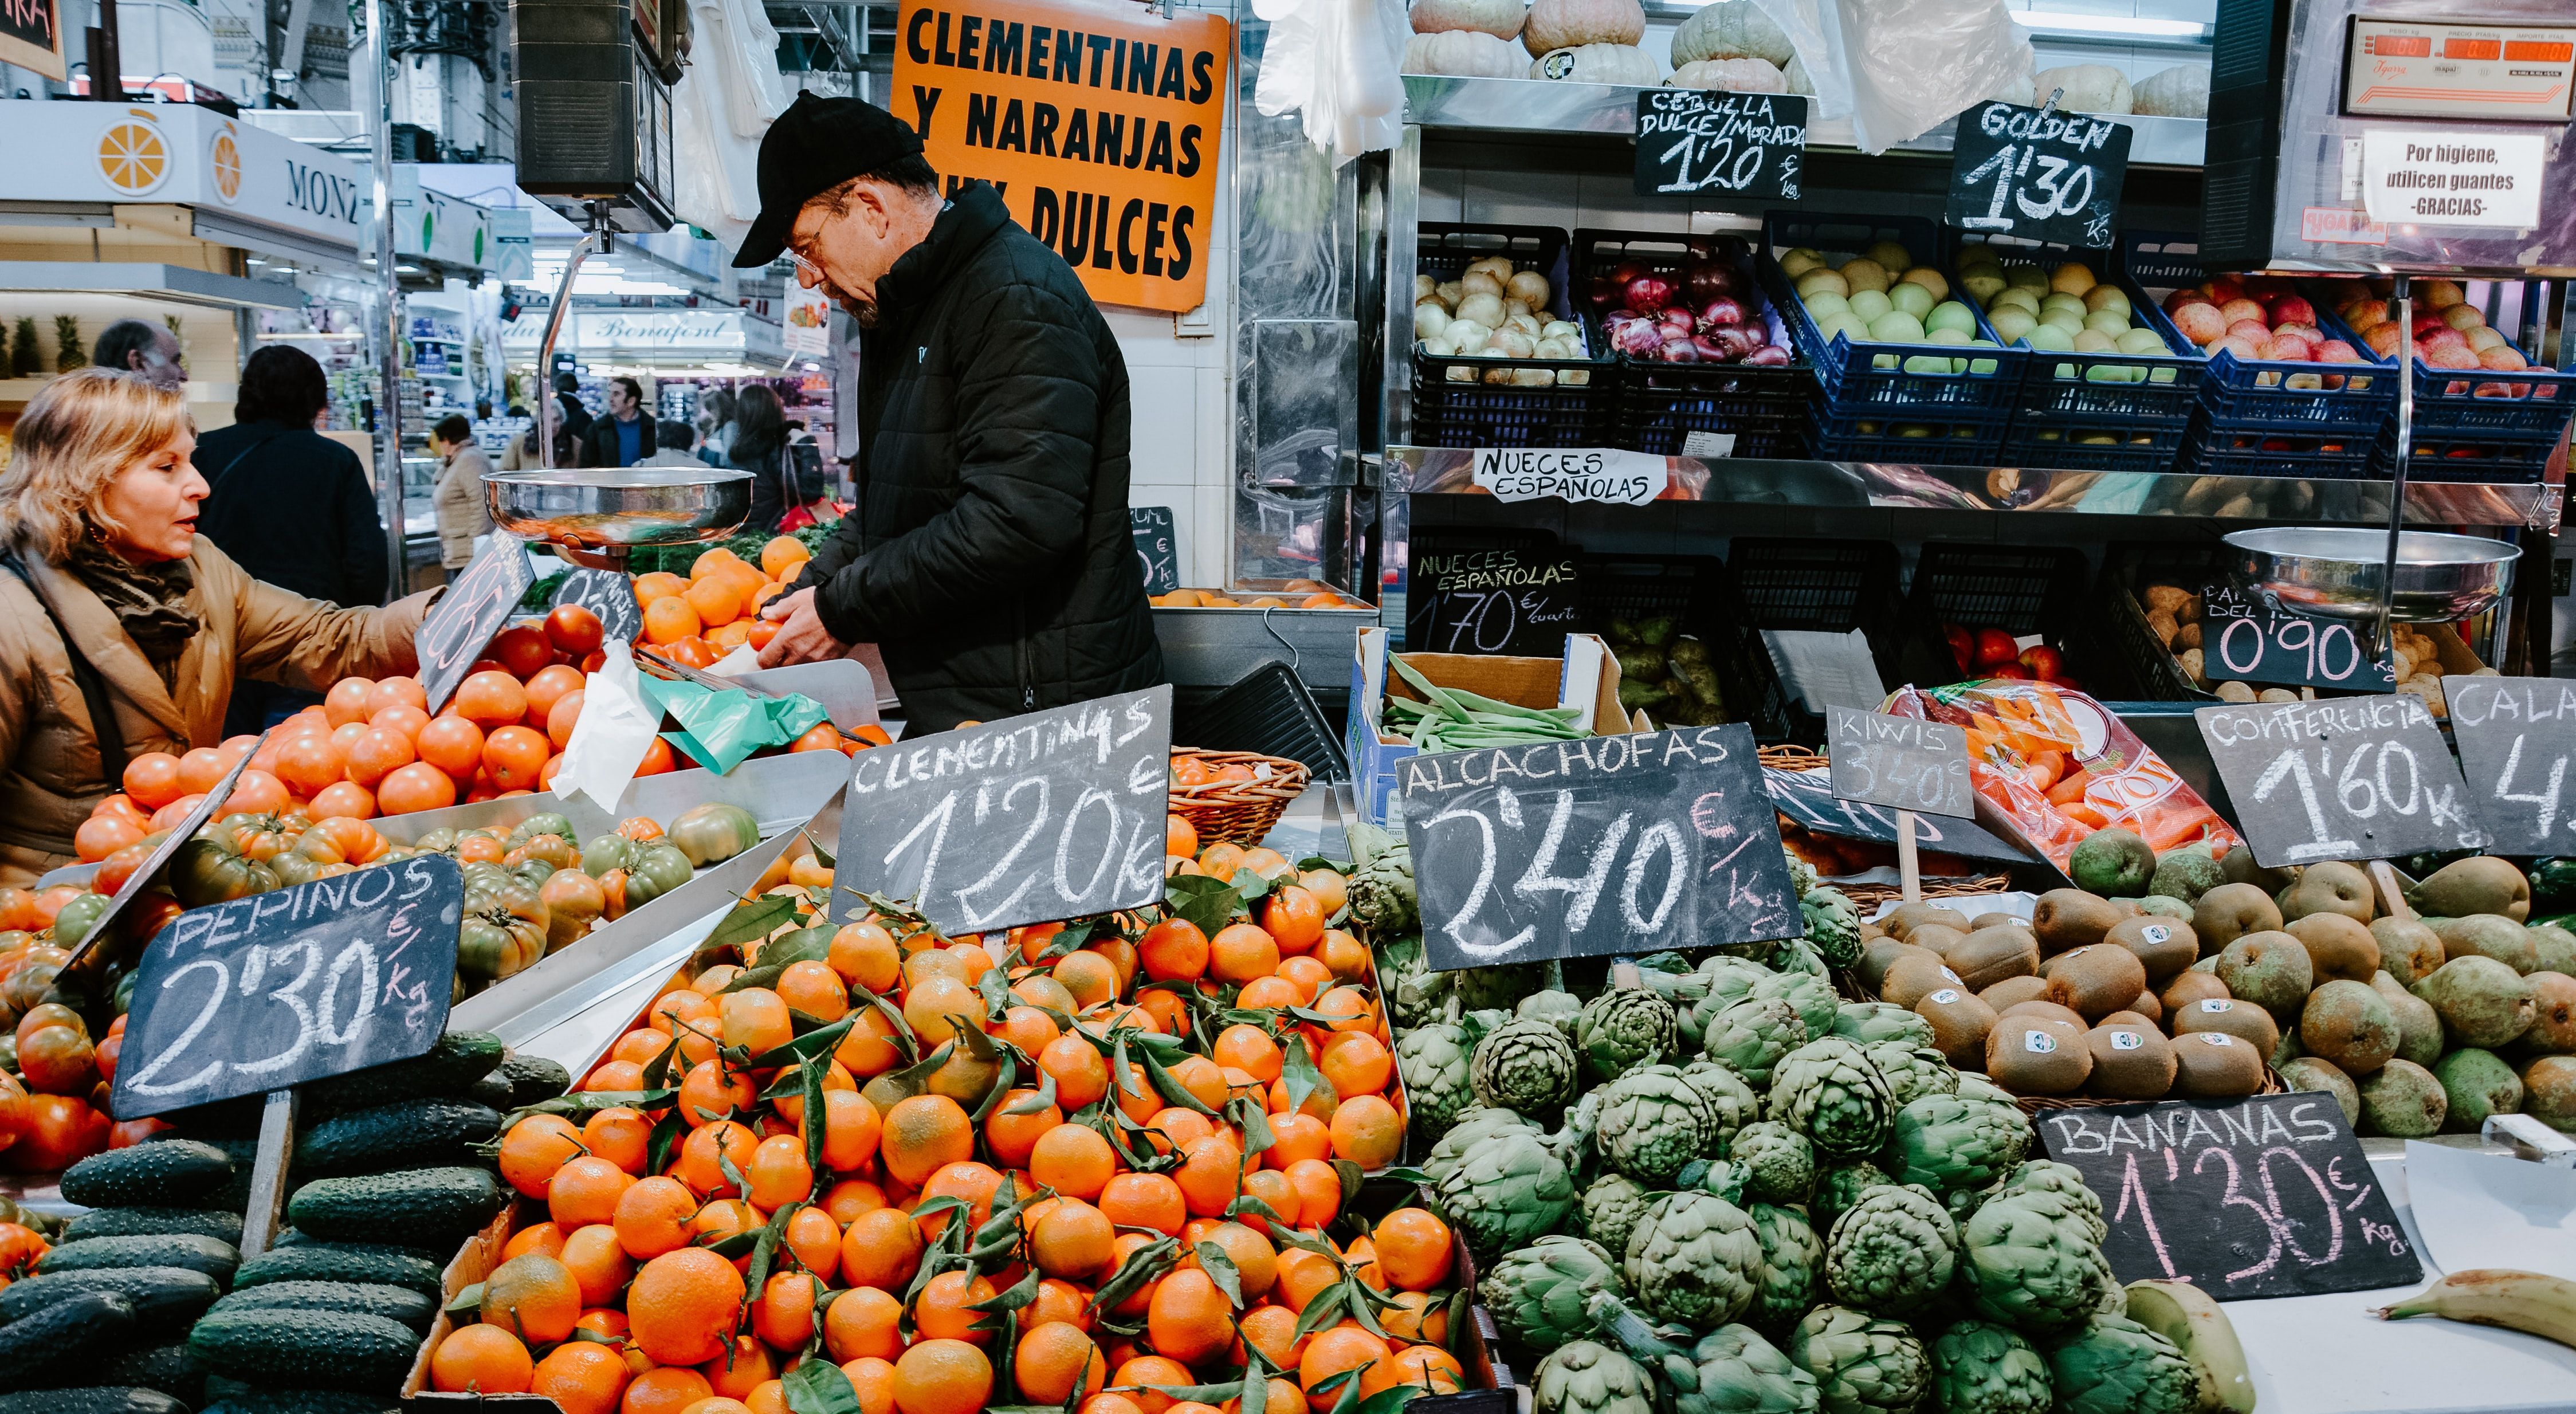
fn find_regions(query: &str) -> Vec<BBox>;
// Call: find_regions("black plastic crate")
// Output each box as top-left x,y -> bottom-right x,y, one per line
1811,400 -> 2014,465
1172,661 -> 1351,783
1909,543 -> 2099,688
1570,227 -> 1815,457
2366,426 -> 2559,485
2100,542 -> 2233,702
1572,554 -> 1780,737
1723,537 -> 1908,743
1411,222 -> 1613,449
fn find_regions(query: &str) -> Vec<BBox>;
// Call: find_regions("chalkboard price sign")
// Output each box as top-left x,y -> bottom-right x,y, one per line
1401,724 -> 1801,971
418,539 -> 536,713
1130,508 -> 1179,595
1633,90 -> 1808,201
1943,99 -> 2131,249
2035,1093 -> 2421,1299
2442,675 -> 2576,855
836,685 -> 1173,937
0,0 -> 64,80
1407,547 -> 1582,657
110,855 -> 464,1120
2194,696 -> 2484,868
1827,706 -> 1976,819
552,567 -> 645,645
1765,765 -> 2033,865
2200,587 -> 2395,691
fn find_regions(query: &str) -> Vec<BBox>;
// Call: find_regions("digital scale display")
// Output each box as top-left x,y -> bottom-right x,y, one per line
2344,16 -> 2576,120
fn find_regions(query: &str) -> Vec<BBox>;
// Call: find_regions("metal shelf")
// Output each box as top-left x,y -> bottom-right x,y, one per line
1402,77 -> 2209,167
1385,447 -> 2562,531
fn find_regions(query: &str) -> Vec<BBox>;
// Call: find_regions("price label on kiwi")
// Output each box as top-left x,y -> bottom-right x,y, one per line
2441,675 -> 2576,855
2035,1093 -> 2422,1299
1943,99 -> 2131,249
2193,696 -> 2485,869
1633,90 -> 1807,201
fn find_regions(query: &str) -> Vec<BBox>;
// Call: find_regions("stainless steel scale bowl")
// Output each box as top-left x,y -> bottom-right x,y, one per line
485,467 -> 753,567
2224,527 -> 2519,624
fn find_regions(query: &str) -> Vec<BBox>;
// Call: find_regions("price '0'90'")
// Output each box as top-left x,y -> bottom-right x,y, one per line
2215,616 -> 2373,682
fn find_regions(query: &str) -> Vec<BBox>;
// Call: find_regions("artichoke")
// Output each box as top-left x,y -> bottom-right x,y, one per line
1520,989 -> 1585,1042
1961,1187 -> 2114,1336
1812,1161 -> 1896,1232
1769,1039 -> 1895,1158
1702,998 -> 1809,1090
1456,959 -> 1550,1014
1754,969 -> 1841,1040
1581,1172 -> 1656,1257
1625,1189 -> 1764,1330
2045,1315 -> 2197,1414
1471,1018 -> 1580,1115
1929,1319 -> 2052,1414
1590,1293 -> 1821,1414
1533,1340 -> 1659,1414
1396,1011 -> 1478,1140
1595,1064 -> 1722,1184
1746,1201 -> 1824,1330
1787,1305 -> 1929,1414
1784,848 -> 1819,898
1882,1091 -> 2029,1195
1995,1160 -> 2107,1244
1485,1236 -> 1626,1352
1423,1106 -> 1540,1186
1771,937 -> 1831,979
1577,988 -> 1682,1082
1954,1072 -> 2017,1107
1432,1127 -> 1577,1260
1726,1121 -> 1816,1205
1378,933 -> 1446,1029
1831,1003 -> 1936,1049
1862,1042 -> 1958,1110
1823,1184 -> 1957,1317
1348,828 -> 1418,933
1801,887 -> 1863,968
1680,1060 -> 1764,1150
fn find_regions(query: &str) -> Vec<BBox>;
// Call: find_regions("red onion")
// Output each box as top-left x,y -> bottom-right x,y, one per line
1608,260 -> 1651,286
1744,344 -> 1792,366
1737,320 -> 1770,350
1624,274 -> 1676,316
1696,296 -> 1748,331
1658,336 -> 1702,363
1682,260 -> 1743,304
1658,307 -> 1696,333
1707,326 -> 1759,360
1609,318 -> 1666,358
1587,276 -> 1620,309
1691,335 -> 1729,360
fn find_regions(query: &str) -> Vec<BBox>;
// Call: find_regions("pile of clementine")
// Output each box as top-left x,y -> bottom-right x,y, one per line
429,831 -> 1457,1414
632,537 -> 813,669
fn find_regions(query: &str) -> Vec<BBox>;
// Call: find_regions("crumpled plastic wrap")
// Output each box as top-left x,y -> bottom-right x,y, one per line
1252,0 -> 1411,163
670,0 -> 792,254
555,641 -> 662,812
1754,0 -> 2033,154
638,674 -> 828,776
1885,680 -> 2241,870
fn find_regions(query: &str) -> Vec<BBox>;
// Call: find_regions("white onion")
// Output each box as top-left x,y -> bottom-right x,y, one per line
1455,293 -> 1507,328
1506,313 -> 1542,336
1510,366 -> 1556,387
1460,270 -> 1505,300
1446,319 -> 1491,353
1507,270 -> 1551,308
1541,320 -> 1580,340
1504,298 -> 1534,320
1436,280 -> 1466,305
1489,329 -> 1536,358
1414,274 -> 1437,300
1534,335 -> 1573,359
1467,256 -> 1517,283
1415,302 -> 1452,339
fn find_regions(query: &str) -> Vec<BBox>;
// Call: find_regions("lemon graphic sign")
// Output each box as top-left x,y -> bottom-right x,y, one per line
97,110 -> 170,197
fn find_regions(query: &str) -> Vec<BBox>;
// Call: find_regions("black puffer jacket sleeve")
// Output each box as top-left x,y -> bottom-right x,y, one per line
807,279 -> 1099,647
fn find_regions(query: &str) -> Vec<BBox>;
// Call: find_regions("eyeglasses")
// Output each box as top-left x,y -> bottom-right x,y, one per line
783,231 -> 825,282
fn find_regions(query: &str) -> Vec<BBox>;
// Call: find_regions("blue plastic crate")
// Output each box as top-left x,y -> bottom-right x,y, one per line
2122,230 -> 2398,435
2301,274 -> 2576,446
2366,426 -> 2557,484
1999,414 -> 2193,474
2182,414 -> 2375,479
1760,211 -> 2027,419
1941,230 -> 2206,433
1811,400 -> 2015,465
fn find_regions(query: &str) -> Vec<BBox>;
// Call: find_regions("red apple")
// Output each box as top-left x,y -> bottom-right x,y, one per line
2272,323 -> 2320,343
2163,289 -> 2208,316
1986,664 -> 2032,681
2206,276 -> 2246,303
2316,339 -> 2365,363
2209,335 -> 2264,362
2218,298 -> 2268,326
1943,623 -> 1976,668
2265,332 -> 2315,362
2425,344 -> 2480,371
2172,303 -> 2226,345
2479,345 -> 2531,371
2267,294 -> 2316,327
1974,628 -> 2023,670
2363,323 -> 2404,357
2345,299 -> 2389,332
2019,645 -> 2065,679
2226,319 -> 2274,344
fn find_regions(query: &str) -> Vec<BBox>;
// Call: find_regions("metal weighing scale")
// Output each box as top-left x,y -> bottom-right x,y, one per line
483,466 -> 753,571
2205,0 -> 2576,647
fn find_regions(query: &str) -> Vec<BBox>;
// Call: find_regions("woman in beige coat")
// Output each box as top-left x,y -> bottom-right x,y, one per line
0,370 -> 437,885
428,413 -> 496,572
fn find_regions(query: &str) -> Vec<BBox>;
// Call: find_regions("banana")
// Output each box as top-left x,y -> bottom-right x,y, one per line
2373,1268 -> 2576,1352
2126,1279 -> 2257,1413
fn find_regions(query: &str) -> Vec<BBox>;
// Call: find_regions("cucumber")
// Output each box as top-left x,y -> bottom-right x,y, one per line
58,1142 -> 235,1209
34,1234 -> 238,1286
200,1389 -> 399,1414
266,1231 -> 447,1263
210,1281 -> 435,1330
292,1100 -> 501,1177
467,1073 -> 514,1109
0,1389 -> 189,1414
187,1309 -> 418,1393
231,1245 -> 442,1300
0,1291 -> 134,1390
0,1268 -> 220,1330
93,1343 -> 205,1405
303,1033 -> 504,1115
285,1168 -> 501,1243
496,1052 -> 571,1106
62,1208 -> 244,1247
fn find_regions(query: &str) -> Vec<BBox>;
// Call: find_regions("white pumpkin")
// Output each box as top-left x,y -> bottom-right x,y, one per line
1986,67 -> 2035,107
1785,53 -> 1812,95
1669,0 -> 1793,68
1409,0 -> 1524,40
2133,63 -> 2209,118
1530,41 -> 1662,83
1668,57 -> 1786,92
2032,63 -> 2133,115
1523,0 -> 1643,56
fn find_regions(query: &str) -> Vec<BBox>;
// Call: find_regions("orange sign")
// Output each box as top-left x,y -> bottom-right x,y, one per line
893,0 -> 1230,314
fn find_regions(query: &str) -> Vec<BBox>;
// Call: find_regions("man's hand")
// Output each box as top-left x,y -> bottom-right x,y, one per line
756,587 -> 847,667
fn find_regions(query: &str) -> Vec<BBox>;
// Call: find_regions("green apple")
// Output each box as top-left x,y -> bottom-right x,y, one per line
1817,312 -> 1868,344
1926,327 -> 1971,345
1797,269 -> 1850,300
1988,308 -> 2038,343
1965,337 -> 2000,375
1864,241 -> 1913,272
2025,323 -> 2077,352
2114,327 -> 2169,356
1900,268 -> 1951,301
1902,354 -> 1953,374
2083,285 -> 2133,317
1845,289 -> 1894,324
1895,422 -> 1938,437
2073,329 -> 2118,353
1991,287 -> 2042,315
1780,248 -> 1824,278
2005,264 -> 2050,292
2085,364 -> 2139,383
1869,309 -> 1928,343
2083,309 -> 2134,338
1804,291 -> 1849,320
1926,301 -> 1979,337
2040,292 -> 2088,319
1961,270 -> 2007,305
1888,283 -> 1937,320
1838,257 -> 1893,294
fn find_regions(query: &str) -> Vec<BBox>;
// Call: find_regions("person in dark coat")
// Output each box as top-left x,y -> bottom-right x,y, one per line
744,95 -> 1161,732
552,372 -> 594,443
192,344 -> 391,732
727,384 -> 791,533
579,376 -> 657,468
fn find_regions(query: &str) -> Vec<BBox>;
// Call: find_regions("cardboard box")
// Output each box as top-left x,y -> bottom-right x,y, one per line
1346,628 -> 1626,823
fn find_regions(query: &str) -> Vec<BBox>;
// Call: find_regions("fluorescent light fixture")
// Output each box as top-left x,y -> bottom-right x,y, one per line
2018,10 -> 2209,38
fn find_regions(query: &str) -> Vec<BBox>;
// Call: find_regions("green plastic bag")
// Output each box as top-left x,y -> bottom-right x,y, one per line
637,674 -> 829,775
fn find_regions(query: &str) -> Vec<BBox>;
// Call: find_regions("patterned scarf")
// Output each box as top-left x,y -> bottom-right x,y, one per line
65,532 -> 202,674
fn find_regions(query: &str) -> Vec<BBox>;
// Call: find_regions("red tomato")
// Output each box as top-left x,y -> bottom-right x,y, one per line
489,626 -> 555,680
545,604 -> 605,657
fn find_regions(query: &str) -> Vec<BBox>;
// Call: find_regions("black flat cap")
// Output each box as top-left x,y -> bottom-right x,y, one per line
732,92 -> 926,268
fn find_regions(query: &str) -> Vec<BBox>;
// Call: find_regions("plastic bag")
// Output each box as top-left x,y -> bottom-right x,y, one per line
1885,680 -> 2241,870
637,674 -> 829,776
1252,0 -> 1410,163
1753,0 -> 2033,154
669,0 -> 791,253
555,641 -> 662,811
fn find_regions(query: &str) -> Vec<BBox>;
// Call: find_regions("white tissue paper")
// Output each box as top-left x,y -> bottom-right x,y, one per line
710,645 -> 763,678
1754,0 -> 2033,154
555,640 -> 663,811
1252,0 -> 1411,163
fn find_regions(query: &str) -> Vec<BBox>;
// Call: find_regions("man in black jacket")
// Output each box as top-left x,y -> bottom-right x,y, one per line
747,95 -> 1161,733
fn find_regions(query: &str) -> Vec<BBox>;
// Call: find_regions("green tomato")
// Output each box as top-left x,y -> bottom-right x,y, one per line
170,839 -> 278,909
623,844 -> 697,908
507,813 -> 576,849
49,893 -> 112,949
582,834 -> 635,877
669,803 -> 761,867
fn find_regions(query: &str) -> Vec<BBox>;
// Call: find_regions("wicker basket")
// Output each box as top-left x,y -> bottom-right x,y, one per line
1169,748 -> 1310,847
1762,744 -> 2011,901
2009,1069 -> 2289,1117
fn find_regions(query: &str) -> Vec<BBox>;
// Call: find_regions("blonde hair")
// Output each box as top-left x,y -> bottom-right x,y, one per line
0,367 -> 194,563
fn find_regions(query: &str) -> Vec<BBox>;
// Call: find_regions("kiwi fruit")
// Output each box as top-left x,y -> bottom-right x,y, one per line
2171,1030 -> 2265,1097
2046,944 -> 2150,1022
2193,883 -> 2284,952
1884,904 -> 1973,939
2299,978 -> 2400,1074
1987,1016 -> 2092,1095
1969,913 -> 2028,932
1947,926 -> 2041,992
1979,976 -> 2052,1012
2099,1010 -> 2154,1029
1998,999 -> 2089,1030
1907,924 -> 1970,960
2159,969 -> 2229,1015
2279,1056 -> 2360,1127
2126,989 -> 2163,1027
1881,951 -> 1968,1010
2370,917 -> 2447,988
2032,890 -> 2122,956
1859,938 -> 1937,991
2086,1023 -> 2177,1099
2285,913 -> 2381,984
1914,985 -> 1998,1069
2104,915 -> 2198,984
2216,931 -> 2315,1016
2170,995 -> 2282,1055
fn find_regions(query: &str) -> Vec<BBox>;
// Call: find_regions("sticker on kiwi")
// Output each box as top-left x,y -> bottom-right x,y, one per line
2141,924 -> 2172,945
2024,1029 -> 2058,1053
1942,968 -> 1962,983
1929,988 -> 1962,1004
2109,1031 -> 2145,1051
2199,1032 -> 2235,1046
2199,998 -> 2233,1012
